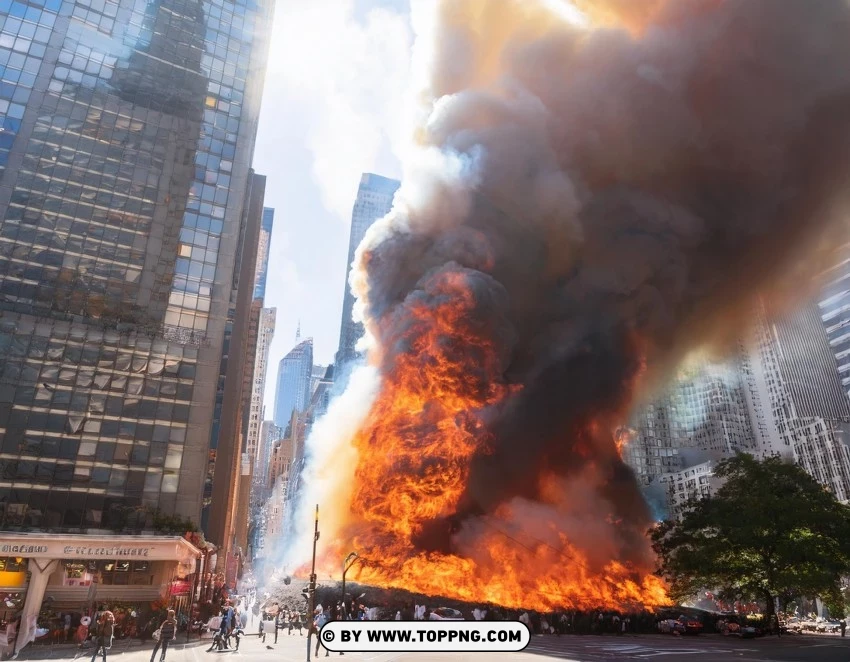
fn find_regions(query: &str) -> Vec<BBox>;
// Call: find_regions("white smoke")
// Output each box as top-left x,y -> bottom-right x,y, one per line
280,364 -> 381,567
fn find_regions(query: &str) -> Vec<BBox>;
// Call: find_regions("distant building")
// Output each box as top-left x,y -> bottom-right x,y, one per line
254,208 -> 275,300
623,357 -> 757,485
247,309 -> 276,461
627,296 -> 850,519
817,242 -> 850,397
657,461 -> 723,520
273,335 -> 314,428
335,173 -> 400,375
755,299 -> 850,502
311,364 -> 327,396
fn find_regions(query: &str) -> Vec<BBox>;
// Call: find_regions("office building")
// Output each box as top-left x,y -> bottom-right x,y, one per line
817,241 -> 850,396
203,171 -> 265,580
250,419 -> 280,559
272,335 -> 313,428
0,0 -> 274,646
246,309 -> 275,461
254,208 -> 274,300
755,299 -> 850,502
335,173 -> 399,373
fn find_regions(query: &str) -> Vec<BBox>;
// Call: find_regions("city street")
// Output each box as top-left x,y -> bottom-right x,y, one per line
8,633 -> 850,662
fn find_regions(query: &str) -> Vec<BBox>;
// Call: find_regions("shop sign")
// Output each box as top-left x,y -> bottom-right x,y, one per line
170,580 -> 191,596
0,543 -> 48,554
63,545 -> 153,558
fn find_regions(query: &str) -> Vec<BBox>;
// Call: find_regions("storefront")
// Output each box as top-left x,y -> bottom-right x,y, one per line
0,533 -> 200,656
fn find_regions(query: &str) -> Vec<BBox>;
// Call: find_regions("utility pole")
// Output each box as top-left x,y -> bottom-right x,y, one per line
341,552 -> 360,620
306,504 -> 319,662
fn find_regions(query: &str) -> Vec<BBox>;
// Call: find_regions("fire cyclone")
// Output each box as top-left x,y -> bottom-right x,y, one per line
294,0 -> 850,610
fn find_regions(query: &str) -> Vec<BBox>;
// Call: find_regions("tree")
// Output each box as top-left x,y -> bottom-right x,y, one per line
651,453 -> 850,618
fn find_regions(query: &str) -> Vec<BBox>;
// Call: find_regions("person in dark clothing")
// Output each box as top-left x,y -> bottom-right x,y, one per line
273,604 -> 281,644
150,610 -> 177,662
90,611 -> 114,662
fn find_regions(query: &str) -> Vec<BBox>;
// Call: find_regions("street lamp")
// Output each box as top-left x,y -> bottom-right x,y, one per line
341,552 -> 361,620
306,505 -> 319,662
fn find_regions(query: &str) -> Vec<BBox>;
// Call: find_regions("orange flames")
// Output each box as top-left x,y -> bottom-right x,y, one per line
320,269 -> 668,611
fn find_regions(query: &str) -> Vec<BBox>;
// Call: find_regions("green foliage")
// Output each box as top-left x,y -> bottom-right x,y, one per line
151,509 -> 198,534
651,453 -> 850,616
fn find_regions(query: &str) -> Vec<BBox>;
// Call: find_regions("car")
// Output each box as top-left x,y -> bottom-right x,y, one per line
658,619 -> 686,634
429,608 -> 464,621
677,616 -> 704,634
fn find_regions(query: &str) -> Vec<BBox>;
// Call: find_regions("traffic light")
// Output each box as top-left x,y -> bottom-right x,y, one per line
283,576 -> 291,585
301,587 -> 309,601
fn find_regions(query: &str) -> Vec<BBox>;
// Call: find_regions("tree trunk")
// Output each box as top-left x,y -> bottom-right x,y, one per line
762,590 -> 775,620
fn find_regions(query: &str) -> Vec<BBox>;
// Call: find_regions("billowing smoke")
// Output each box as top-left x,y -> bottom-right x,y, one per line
284,0 -> 850,608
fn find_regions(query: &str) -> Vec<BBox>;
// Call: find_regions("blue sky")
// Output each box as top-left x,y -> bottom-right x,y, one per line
252,0 -> 412,411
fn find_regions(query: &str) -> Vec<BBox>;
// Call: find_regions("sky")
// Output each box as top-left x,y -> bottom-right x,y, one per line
252,0 -> 413,412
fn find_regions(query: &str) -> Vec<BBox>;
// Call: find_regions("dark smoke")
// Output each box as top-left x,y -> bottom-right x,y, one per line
350,0 -> 850,566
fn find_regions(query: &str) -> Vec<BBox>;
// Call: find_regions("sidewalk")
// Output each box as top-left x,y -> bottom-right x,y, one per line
8,633 -> 216,660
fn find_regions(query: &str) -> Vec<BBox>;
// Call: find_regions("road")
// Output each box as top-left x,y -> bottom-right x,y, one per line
9,632 -> 850,662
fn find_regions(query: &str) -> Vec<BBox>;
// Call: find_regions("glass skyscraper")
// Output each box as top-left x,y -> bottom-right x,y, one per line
0,0 -> 272,531
272,336 -> 312,429
335,173 -> 399,374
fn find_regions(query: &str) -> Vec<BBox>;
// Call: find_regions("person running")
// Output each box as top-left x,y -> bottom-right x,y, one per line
313,608 -> 329,658
90,611 -> 114,662
290,610 -> 303,635
273,604 -> 282,644
150,610 -> 177,662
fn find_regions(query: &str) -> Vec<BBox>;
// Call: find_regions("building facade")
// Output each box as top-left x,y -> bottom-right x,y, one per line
253,207 -> 273,300
0,0 -> 272,537
202,171 -> 264,579
246,308 -> 274,461
334,173 -> 399,374
272,336 -> 313,429
626,296 -> 850,518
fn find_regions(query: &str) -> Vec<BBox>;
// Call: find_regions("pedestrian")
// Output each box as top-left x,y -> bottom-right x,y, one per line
64,613 -> 72,641
90,611 -> 114,662
273,603 -> 282,643
291,611 -> 303,635
258,618 -> 265,643
313,608 -> 329,658
840,619 -> 846,637
150,609 -> 177,662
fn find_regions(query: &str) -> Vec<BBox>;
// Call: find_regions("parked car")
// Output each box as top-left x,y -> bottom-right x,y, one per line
658,619 -> 686,634
676,616 -> 703,635
429,608 -> 464,621
739,623 -> 764,638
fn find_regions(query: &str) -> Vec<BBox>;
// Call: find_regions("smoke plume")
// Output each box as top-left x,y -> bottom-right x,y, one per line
286,0 -> 850,608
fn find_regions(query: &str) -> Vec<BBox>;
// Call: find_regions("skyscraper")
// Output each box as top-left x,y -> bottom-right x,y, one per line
752,299 -> 850,502
335,173 -> 400,373
247,309 -> 276,461
254,208 -> 274,300
817,242 -> 850,396
273,336 -> 313,428
0,0 -> 273,534
203,171 -> 265,573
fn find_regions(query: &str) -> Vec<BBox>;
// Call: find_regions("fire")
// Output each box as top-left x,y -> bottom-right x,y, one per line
320,268 -> 668,611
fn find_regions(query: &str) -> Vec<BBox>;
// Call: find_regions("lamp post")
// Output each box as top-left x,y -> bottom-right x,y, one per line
306,505 -> 319,662
340,552 -> 360,620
